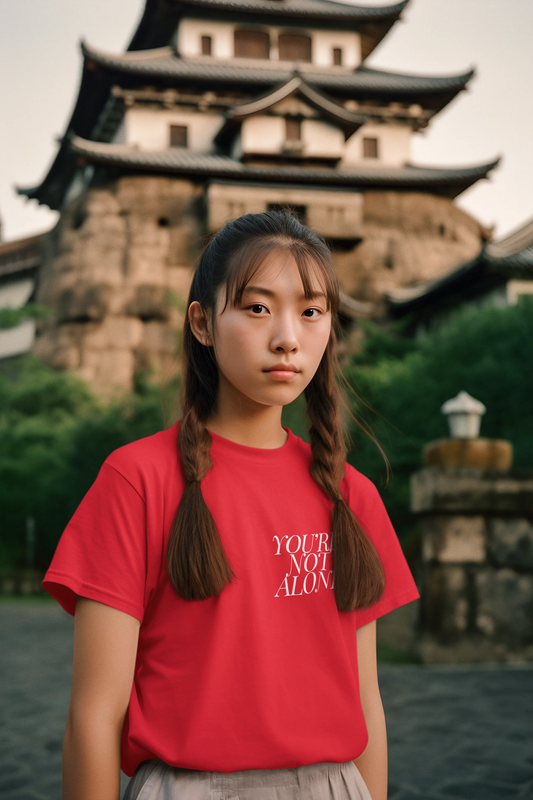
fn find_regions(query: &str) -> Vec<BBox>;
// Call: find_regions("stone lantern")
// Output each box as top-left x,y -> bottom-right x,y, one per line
411,393 -> 533,664
423,391 -> 512,469
441,391 -> 486,439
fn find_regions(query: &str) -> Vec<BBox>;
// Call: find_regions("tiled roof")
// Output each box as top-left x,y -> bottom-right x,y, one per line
81,42 -> 474,99
485,217 -> 533,268
216,75 -> 367,143
0,231 -> 48,281
171,0 -> 409,21
71,136 -> 499,198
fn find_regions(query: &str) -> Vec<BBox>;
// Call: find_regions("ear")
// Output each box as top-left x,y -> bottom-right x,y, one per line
188,301 -> 213,347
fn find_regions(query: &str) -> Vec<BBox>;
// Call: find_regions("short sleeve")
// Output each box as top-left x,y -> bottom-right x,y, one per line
42,462 -> 148,621
342,466 -> 419,629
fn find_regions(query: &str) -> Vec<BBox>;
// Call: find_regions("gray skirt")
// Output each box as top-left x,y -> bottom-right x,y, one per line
123,759 -> 373,800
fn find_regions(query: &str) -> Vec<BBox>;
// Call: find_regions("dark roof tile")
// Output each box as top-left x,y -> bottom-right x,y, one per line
71,136 -> 499,198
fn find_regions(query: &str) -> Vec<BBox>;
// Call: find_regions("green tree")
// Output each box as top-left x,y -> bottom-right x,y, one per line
344,297 -> 533,539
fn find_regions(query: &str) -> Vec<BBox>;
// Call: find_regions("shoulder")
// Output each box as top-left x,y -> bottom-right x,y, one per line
341,462 -> 387,526
104,422 -> 181,497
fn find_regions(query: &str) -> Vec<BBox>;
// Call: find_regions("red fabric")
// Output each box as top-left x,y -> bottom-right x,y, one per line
43,423 -> 419,776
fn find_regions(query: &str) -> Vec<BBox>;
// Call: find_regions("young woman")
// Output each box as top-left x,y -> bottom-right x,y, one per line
43,211 -> 418,800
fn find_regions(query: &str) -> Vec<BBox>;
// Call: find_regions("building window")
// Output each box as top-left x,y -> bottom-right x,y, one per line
363,137 -> 379,159
201,35 -> 212,55
285,117 -> 301,141
332,47 -> 342,66
234,29 -> 270,59
170,125 -> 188,148
267,203 -> 307,225
278,34 -> 312,62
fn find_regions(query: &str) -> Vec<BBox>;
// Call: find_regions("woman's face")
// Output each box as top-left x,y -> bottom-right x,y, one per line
190,250 -> 332,414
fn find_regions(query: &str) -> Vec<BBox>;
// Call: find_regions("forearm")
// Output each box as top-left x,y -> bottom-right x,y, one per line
354,697 -> 388,800
63,708 -> 124,800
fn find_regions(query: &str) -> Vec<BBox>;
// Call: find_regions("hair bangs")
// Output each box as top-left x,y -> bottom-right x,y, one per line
222,236 -> 339,315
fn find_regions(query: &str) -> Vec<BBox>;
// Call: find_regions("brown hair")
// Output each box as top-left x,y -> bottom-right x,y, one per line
167,211 -> 385,610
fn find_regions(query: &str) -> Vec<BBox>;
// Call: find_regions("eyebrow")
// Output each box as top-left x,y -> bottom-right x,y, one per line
242,285 -> 327,301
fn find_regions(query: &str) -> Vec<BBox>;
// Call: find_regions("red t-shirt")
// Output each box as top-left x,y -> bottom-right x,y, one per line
43,423 -> 418,776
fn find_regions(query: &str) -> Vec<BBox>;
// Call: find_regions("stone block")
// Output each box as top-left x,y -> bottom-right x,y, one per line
104,317 -> 144,349
488,518 -> 533,570
85,188 -> 121,217
475,568 -> 533,643
93,349 -> 135,395
127,250 -> 167,285
126,284 -> 169,320
411,467 -> 533,515
57,283 -> 113,323
422,516 -> 486,563
422,565 -> 469,639
141,321 -> 177,354
167,267 -> 193,304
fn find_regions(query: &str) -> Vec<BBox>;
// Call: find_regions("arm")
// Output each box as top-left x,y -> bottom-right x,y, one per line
353,621 -> 388,800
63,597 -> 140,800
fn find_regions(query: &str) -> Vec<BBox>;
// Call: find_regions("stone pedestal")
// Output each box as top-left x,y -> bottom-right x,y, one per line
424,438 -> 512,470
411,467 -> 533,663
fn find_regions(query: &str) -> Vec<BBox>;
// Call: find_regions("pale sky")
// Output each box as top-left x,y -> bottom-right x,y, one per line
1,0 -> 532,243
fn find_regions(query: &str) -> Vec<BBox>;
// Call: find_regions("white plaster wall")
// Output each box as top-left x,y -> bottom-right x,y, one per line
241,116 -> 285,154
0,278 -> 34,309
208,183 -> 363,238
303,120 -> 344,158
178,19 -> 234,59
313,31 -> 360,68
0,320 -> 35,360
241,116 -> 343,158
178,19 -> 360,68
125,108 -> 223,152
342,123 -> 412,167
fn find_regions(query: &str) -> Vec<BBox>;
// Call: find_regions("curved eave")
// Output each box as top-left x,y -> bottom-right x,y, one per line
17,57 -> 117,208
216,75 -> 368,144
71,137 -> 499,198
128,0 -> 409,56
81,42 -> 474,110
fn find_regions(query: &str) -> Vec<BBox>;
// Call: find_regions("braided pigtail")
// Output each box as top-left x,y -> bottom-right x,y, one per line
166,302 -> 234,600
305,332 -> 385,612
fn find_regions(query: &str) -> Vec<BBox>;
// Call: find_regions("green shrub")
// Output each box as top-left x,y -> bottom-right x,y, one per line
0,357 -> 172,570
345,297 -> 533,539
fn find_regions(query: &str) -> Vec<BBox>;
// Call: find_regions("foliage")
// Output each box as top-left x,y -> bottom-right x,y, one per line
344,297 -> 533,540
0,304 -> 52,330
0,357 -> 173,570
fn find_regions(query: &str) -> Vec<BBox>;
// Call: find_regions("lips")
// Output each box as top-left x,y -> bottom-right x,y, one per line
265,364 -> 299,373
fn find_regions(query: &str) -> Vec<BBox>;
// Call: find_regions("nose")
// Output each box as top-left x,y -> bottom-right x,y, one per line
270,313 -> 299,354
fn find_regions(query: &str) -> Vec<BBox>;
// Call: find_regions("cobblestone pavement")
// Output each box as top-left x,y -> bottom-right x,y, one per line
1,601 -> 532,800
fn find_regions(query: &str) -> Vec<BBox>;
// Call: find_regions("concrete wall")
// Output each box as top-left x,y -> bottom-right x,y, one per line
412,467 -> 533,662
178,19 -> 360,68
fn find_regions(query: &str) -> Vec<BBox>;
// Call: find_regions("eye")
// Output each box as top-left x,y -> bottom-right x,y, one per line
248,304 -> 268,314
302,308 -> 321,318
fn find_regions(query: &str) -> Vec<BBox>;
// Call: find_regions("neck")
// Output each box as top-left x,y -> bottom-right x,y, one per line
207,387 -> 287,449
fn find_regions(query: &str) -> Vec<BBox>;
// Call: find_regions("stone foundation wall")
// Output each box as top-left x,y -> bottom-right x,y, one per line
35,176 -> 204,396
33,177 -> 486,396
412,467 -> 533,663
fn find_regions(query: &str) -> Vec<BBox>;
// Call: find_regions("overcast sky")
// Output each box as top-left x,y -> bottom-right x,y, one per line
1,0 -> 532,243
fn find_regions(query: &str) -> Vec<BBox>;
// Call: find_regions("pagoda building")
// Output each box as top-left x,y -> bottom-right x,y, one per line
17,0 -> 499,395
